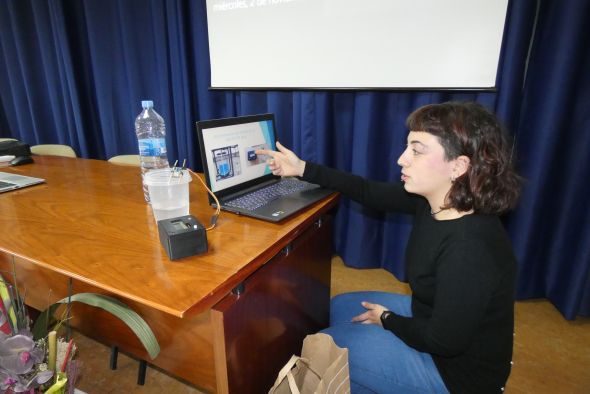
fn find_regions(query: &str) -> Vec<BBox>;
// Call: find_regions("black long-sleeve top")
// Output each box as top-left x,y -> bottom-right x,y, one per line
302,162 -> 516,394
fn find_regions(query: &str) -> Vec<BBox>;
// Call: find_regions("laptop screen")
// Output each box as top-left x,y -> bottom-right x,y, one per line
196,113 -> 277,196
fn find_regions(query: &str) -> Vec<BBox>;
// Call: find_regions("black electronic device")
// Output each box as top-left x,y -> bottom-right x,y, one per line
10,156 -> 34,166
157,215 -> 207,260
0,140 -> 32,157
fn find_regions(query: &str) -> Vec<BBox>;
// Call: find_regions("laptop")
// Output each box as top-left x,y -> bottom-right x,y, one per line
196,113 -> 333,222
0,172 -> 45,193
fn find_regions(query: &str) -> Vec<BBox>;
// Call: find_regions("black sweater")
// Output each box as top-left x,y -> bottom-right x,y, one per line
303,162 -> 516,394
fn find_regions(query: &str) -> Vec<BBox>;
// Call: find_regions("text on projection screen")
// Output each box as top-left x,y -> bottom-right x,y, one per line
206,0 -> 509,89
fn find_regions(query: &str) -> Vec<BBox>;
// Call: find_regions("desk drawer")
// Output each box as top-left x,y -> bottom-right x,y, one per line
212,215 -> 332,394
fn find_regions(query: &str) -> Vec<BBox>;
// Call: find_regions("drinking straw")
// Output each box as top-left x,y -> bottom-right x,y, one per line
178,159 -> 187,183
168,160 -> 179,184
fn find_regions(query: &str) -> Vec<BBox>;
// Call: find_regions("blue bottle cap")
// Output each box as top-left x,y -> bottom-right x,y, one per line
141,100 -> 154,109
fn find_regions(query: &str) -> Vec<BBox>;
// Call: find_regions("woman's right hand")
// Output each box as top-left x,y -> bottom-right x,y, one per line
256,141 -> 306,177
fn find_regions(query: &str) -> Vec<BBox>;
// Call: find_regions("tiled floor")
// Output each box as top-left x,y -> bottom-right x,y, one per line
71,256 -> 590,393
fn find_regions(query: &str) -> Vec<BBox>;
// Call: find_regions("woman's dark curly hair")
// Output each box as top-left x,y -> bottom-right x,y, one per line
406,101 -> 521,215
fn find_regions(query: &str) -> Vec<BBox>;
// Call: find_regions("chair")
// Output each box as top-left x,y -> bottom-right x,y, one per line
108,155 -> 141,166
31,144 -> 77,158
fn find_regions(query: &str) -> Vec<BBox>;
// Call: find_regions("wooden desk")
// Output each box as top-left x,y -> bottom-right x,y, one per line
0,156 -> 338,393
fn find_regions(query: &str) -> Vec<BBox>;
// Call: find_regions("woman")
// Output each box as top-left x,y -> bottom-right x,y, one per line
258,102 -> 521,393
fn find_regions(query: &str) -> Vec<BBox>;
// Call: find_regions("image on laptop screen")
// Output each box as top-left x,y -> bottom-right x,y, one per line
200,116 -> 275,193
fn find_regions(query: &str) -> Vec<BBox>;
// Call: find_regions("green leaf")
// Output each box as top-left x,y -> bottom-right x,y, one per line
43,372 -> 67,394
32,303 -> 60,340
33,293 -> 160,359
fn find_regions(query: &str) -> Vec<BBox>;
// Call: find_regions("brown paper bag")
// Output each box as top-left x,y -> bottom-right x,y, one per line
269,333 -> 350,394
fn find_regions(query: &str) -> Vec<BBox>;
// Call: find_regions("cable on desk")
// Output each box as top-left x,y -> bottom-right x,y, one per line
187,168 -> 220,231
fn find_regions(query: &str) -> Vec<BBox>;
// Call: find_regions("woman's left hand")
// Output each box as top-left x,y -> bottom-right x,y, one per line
351,301 -> 387,326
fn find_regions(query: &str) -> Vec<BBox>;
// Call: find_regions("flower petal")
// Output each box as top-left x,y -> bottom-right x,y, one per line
0,335 -> 34,356
34,370 -> 54,385
0,354 -> 34,374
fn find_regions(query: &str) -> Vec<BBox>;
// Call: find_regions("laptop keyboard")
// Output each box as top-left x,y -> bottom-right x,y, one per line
226,178 -> 310,211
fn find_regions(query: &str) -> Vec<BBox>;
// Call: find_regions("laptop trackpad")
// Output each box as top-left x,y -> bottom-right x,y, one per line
254,197 -> 311,219
254,188 -> 332,220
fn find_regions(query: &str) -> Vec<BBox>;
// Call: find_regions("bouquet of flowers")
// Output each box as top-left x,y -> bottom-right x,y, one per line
0,270 -> 160,394
0,276 -> 79,394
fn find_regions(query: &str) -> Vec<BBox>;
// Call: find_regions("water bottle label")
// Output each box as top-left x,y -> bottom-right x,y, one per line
138,138 -> 166,156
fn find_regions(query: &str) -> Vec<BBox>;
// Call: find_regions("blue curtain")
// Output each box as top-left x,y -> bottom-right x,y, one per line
506,0 -> 590,319
0,0 -> 588,319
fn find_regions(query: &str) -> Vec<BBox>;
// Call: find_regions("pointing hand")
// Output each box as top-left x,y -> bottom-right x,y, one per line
256,141 -> 306,177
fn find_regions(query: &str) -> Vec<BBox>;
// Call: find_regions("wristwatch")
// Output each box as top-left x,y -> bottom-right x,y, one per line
380,310 -> 393,326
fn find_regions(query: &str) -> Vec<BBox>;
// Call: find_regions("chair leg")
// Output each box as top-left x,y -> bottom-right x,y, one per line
111,345 -> 147,385
110,346 -> 118,370
137,360 -> 147,385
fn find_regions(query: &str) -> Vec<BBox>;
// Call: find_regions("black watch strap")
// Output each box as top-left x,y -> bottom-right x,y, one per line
380,310 -> 392,326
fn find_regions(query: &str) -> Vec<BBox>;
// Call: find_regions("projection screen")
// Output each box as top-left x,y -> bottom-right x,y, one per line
206,0 -> 509,90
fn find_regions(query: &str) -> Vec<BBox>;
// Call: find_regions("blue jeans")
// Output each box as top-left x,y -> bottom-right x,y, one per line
321,292 -> 449,394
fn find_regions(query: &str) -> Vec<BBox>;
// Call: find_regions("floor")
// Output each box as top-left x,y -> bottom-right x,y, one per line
71,256 -> 590,393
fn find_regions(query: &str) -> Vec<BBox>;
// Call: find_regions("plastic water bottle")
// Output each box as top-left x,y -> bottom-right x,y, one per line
135,100 -> 169,202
